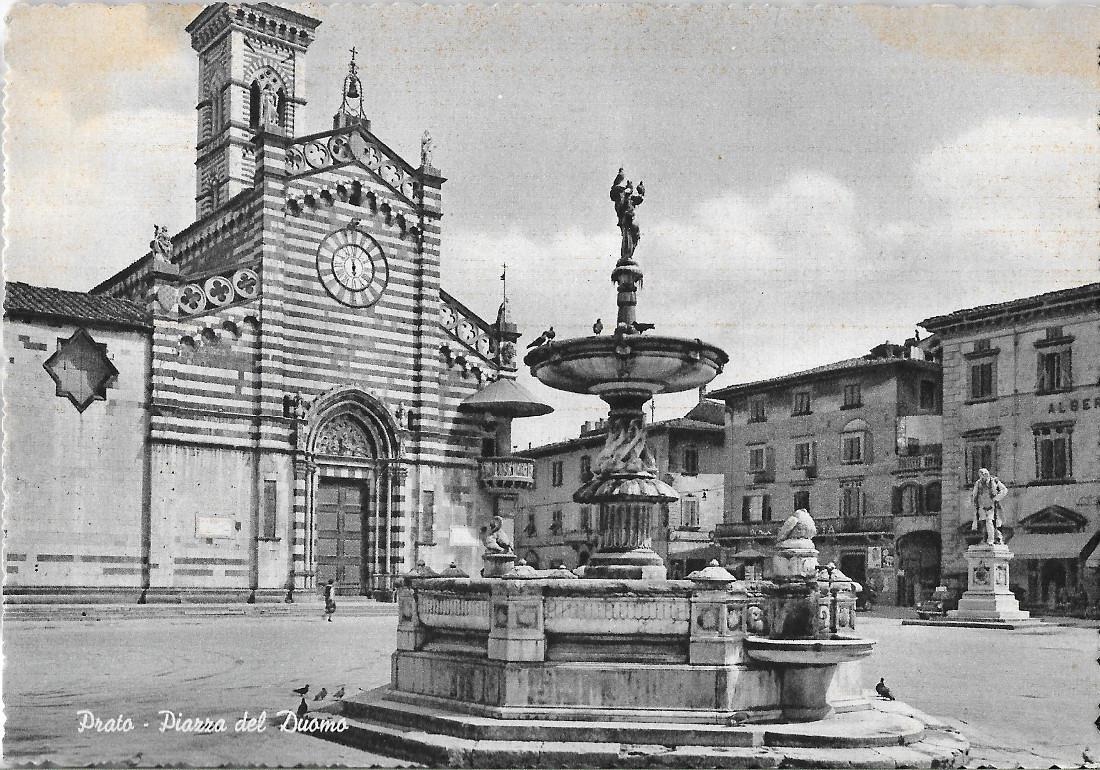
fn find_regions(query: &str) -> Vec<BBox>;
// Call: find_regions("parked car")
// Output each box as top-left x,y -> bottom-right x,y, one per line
915,585 -> 957,619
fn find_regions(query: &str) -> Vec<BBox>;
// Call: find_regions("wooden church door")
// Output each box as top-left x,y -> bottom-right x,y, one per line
316,479 -> 368,594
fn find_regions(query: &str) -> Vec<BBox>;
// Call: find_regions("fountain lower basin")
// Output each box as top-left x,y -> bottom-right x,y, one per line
744,635 -> 875,666
525,335 -> 727,395
744,634 -> 875,722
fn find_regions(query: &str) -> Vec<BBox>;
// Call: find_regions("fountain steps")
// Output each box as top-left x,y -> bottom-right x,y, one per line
302,690 -> 968,768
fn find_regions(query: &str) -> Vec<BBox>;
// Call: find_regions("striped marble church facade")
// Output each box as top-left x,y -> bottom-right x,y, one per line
3,3 -> 525,602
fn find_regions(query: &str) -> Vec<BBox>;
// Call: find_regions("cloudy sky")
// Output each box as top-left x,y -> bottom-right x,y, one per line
4,3 -> 1098,448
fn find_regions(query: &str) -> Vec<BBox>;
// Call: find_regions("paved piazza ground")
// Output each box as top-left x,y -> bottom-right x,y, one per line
3,612 -> 1097,767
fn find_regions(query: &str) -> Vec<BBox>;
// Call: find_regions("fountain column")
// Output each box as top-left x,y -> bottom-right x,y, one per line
525,169 -> 729,580
578,389 -> 675,579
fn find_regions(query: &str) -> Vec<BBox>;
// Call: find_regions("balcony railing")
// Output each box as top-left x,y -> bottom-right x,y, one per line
749,469 -> 775,483
897,453 -> 942,472
478,456 -> 535,495
715,520 -> 781,540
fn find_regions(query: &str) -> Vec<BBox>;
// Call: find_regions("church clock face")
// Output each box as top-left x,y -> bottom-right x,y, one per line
316,226 -> 389,307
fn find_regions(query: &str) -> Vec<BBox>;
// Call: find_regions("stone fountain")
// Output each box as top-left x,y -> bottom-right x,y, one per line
303,172 -> 969,768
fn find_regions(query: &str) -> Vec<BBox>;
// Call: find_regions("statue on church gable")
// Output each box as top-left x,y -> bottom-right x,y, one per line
421,130 -> 435,170
150,225 -> 173,261
610,168 -> 645,262
260,82 -> 280,127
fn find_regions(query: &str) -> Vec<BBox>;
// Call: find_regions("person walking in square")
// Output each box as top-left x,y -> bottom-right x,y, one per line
323,579 -> 336,622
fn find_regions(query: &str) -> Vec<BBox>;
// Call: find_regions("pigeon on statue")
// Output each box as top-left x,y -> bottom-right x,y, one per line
333,685 -> 346,699
291,684 -> 309,696
592,318 -> 603,334
632,321 -> 655,333
875,678 -> 894,700
526,326 -> 556,349
313,687 -> 328,701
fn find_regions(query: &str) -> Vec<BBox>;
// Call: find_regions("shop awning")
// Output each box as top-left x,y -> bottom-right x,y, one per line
726,547 -> 768,561
1007,532 -> 1095,561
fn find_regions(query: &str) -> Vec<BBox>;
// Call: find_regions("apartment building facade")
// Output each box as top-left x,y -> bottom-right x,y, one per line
921,282 -> 1100,610
710,343 -> 943,606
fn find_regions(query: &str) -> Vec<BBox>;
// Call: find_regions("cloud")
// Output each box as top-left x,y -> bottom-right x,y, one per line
911,115 -> 1099,291
855,6 -> 1100,83
454,115 -> 1099,447
4,101 -> 195,289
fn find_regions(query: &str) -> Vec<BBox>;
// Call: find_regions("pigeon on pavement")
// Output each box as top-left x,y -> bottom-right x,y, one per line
333,686 -> 346,699
291,684 -> 309,696
875,678 -> 894,700
313,687 -> 328,701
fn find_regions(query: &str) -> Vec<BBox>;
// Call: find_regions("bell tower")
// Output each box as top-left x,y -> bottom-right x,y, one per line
186,2 -> 321,219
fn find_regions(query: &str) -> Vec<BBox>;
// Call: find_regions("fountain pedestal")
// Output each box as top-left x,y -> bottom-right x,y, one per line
949,543 -> 1031,622
481,552 -> 516,578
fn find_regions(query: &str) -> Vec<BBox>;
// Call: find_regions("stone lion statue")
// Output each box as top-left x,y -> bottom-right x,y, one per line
776,508 -> 817,543
483,515 -> 513,554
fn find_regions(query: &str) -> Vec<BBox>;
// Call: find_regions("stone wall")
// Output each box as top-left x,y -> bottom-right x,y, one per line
4,318 -> 150,590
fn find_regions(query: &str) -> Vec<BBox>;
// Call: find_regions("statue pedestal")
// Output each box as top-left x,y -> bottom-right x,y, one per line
948,543 -> 1030,622
482,552 -> 517,578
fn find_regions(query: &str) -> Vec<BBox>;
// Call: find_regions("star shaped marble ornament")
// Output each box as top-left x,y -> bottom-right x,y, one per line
43,329 -> 118,412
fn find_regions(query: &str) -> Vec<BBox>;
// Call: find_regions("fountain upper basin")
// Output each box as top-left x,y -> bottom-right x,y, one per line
743,636 -> 875,667
525,335 -> 728,396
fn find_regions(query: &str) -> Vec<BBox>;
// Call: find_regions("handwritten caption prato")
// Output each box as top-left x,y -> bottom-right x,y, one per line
76,709 -> 348,734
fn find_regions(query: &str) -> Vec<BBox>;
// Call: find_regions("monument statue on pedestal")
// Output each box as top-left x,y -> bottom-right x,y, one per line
943,469 -> 1034,626
969,468 -> 1007,545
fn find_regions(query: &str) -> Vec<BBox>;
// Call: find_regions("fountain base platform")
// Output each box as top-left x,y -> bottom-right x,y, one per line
303,690 -> 968,768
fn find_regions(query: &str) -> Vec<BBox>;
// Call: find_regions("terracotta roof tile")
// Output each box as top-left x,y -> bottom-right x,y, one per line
709,354 -> 938,399
920,281 -> 1100,331
4,282 -> 151,330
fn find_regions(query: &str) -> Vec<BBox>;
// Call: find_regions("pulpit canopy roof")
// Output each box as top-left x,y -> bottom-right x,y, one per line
459,377 -> 553,418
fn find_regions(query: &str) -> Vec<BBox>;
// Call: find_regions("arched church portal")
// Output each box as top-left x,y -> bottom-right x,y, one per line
306,390 -> 403,595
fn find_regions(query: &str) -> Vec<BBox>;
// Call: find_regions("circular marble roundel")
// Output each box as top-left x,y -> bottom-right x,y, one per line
316,227 -> 389,308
